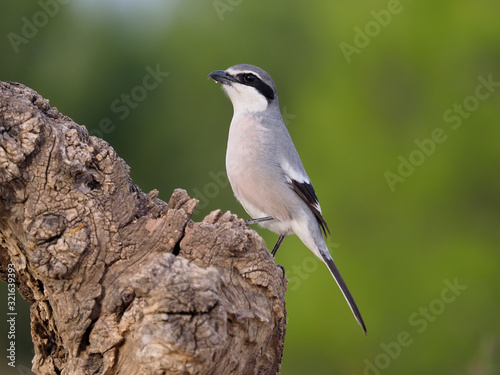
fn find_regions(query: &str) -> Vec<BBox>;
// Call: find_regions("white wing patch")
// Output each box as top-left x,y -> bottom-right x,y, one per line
281,159 -> 309,184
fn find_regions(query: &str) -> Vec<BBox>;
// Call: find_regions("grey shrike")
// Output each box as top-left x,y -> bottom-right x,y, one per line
208,64 -> 367,334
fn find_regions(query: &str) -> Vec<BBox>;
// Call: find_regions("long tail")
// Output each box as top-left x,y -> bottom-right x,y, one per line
292,220 -> 367,334
320,249 -> 367,335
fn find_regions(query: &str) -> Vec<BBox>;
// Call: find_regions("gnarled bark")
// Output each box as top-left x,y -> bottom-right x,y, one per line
0,81 -> 287,375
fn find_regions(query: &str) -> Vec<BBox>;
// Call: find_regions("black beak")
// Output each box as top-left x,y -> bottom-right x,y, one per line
208,70 -> 236,84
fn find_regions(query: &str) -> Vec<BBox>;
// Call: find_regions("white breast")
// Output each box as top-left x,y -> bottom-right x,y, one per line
225,113 -> 295,235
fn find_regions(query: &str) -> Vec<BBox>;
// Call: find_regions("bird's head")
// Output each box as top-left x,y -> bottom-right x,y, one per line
208,64 -> 279,114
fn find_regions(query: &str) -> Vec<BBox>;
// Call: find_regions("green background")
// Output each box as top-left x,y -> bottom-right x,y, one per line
1,1 -> 499,374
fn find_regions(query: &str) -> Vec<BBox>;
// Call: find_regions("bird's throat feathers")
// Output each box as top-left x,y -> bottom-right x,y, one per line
222,84 -> 269,114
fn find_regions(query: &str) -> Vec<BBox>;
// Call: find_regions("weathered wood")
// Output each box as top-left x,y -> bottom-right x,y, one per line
0,81 -> 287,375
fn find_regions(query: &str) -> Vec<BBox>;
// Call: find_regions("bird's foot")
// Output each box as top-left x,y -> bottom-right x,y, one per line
276,264 -> 286,278
244,216 -> 274,225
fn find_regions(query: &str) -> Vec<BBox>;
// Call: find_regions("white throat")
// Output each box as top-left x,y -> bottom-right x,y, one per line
222,84 -> 269,114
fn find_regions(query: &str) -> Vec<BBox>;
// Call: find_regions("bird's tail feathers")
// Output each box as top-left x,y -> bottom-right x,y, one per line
318,245 -> 367,335
292,220 -> 367,334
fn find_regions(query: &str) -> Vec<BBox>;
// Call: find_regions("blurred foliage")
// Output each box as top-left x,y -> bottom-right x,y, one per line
1,1 -> 500,374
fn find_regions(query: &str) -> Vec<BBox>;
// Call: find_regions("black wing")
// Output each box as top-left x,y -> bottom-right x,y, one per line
289,179 -> 330,237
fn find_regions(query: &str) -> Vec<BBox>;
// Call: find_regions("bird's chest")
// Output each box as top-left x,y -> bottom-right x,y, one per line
226,115 -> 269,180
224,113 -> 295,225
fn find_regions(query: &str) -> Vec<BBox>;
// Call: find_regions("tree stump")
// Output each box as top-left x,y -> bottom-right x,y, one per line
0,81 -> 287,375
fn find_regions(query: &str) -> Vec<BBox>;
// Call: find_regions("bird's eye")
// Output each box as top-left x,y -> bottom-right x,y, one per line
243,73 -> 256,83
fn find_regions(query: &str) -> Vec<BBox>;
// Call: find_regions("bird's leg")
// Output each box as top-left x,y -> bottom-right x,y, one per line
245,216 -> 274,225
271,234 -> 286,257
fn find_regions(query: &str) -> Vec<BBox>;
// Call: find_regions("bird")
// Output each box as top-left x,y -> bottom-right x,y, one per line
208,64 -> 367,334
